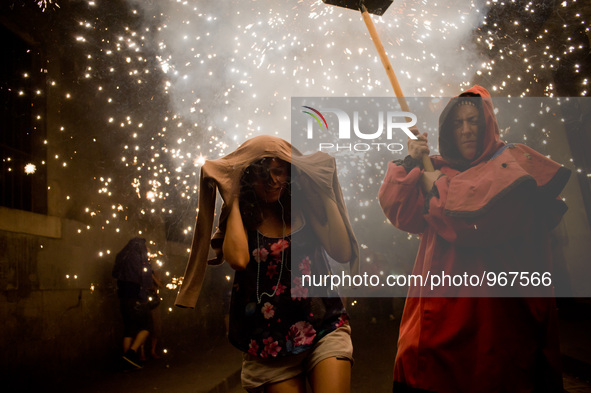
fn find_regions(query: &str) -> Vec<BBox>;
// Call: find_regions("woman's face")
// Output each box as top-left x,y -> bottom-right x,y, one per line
252,158 -> 290,203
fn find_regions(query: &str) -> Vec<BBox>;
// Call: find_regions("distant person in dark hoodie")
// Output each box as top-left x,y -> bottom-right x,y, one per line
379,86 -> 571,392
112,237 -> 154,369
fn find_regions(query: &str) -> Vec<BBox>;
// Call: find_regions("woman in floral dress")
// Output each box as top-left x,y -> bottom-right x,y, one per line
222,140 -> 355,393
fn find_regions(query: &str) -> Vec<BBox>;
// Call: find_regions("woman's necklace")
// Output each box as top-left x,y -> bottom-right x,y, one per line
255,228 -> 286,304
255,207 -> 287,304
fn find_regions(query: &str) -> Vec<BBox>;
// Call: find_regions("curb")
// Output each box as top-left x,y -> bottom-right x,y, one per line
562,355 -> 591,386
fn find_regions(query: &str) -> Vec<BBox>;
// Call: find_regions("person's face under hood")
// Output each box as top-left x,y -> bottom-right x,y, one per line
438,86 -> 505,169
251,157 -> 290,203
451,103 -> 480,161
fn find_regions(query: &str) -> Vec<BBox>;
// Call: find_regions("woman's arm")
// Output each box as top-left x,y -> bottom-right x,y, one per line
222,201 -> 250,270
308,192 -> 352,263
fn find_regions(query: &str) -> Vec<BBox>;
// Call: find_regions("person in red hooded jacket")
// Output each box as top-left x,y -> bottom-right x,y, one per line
378,85 -> 571,392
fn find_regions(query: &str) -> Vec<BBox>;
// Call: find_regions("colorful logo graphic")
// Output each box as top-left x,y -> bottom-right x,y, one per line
300,102 -> 418,149
301,106 -> 328,131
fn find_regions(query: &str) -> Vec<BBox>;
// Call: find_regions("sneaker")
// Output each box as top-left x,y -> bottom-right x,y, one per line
122,349 -> 143,369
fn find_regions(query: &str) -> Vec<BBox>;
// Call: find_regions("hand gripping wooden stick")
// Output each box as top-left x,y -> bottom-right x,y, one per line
359,3 -> 434,171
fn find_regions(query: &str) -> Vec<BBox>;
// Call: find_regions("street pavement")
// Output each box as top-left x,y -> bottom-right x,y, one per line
29,298 -> 591,393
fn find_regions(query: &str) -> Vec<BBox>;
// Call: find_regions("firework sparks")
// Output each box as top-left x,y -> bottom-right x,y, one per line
36,0 -> 59,12
4,0 -> 588,291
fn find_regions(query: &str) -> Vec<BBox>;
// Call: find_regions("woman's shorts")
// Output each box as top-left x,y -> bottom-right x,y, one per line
241,324 -> 353,392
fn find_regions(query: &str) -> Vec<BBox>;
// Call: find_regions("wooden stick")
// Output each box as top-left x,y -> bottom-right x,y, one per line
360,5 -> 434,171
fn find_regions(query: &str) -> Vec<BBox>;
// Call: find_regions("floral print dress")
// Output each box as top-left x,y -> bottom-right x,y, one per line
228,223 -> 348,358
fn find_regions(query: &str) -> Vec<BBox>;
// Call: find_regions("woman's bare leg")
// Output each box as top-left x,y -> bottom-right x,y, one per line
123,337 -> 132,352
265,375 -> 306,393
308,357 -> 351,393
130,329 -> 150,352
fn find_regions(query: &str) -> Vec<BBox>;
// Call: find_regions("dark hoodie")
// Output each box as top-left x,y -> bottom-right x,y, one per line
112,238 -> 153,301
378,86 -> 569,392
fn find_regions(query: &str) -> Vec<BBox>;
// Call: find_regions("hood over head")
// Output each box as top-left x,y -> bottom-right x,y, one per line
438,85 -> 505,170
112,237 -> 148,283
432,86 -> 571,221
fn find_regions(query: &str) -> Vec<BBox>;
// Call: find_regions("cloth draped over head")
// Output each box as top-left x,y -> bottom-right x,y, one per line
431,85 -> 571,218
174,135 -> 359,308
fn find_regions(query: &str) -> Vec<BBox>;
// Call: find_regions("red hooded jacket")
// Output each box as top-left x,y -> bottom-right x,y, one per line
378,86 -> 570,392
